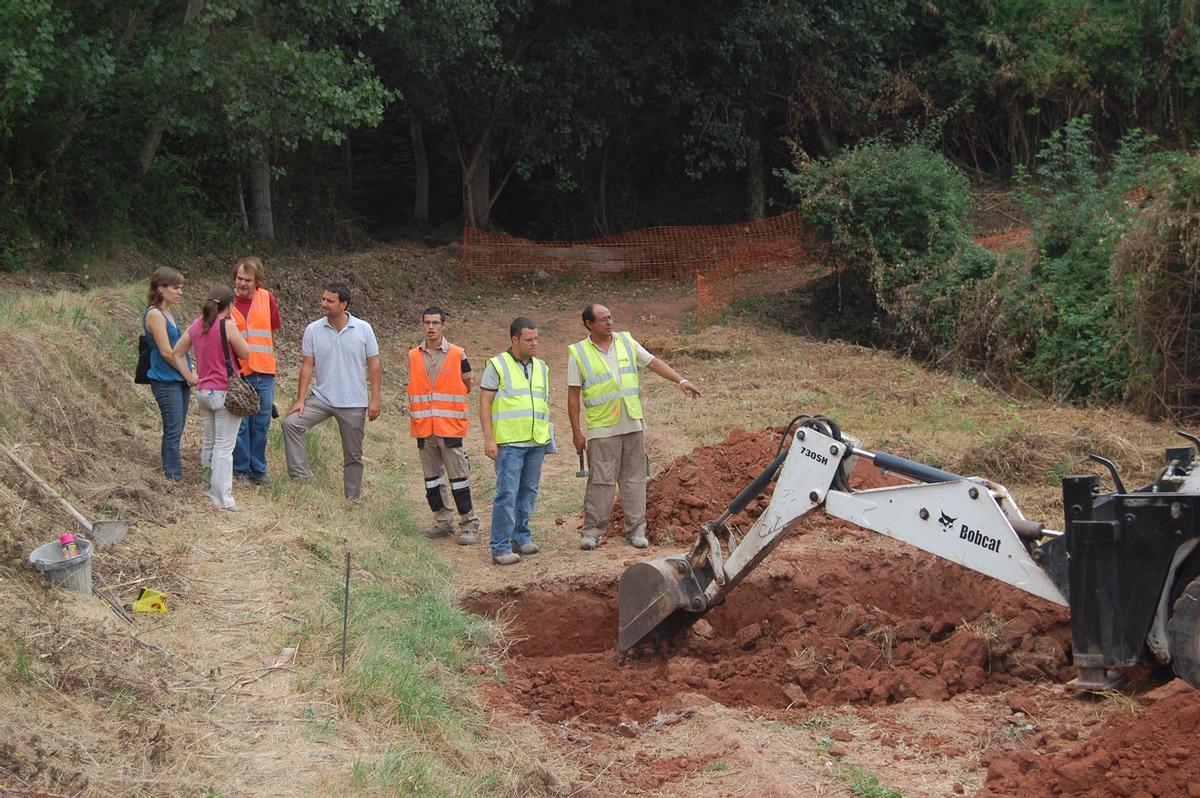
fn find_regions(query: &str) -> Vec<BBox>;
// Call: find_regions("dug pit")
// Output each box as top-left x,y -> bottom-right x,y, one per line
466,532 -> 1072,727
473,429 -> 1075,727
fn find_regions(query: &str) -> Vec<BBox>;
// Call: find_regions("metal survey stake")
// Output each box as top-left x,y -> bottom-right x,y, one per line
576,450 -> 589,478
340,551 -> 351,674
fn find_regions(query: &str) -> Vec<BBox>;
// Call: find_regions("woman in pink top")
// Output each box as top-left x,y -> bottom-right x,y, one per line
171,284 -> 250,511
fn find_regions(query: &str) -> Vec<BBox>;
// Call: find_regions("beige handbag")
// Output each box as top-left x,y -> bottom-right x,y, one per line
220,320 -> 261,417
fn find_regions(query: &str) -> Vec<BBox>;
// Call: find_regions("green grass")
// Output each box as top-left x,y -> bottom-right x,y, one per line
275,455 -> 509,795
848,769 -> 903,798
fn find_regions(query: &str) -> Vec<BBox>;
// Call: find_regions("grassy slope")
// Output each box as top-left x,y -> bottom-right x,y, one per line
0,258 -> 565,797
0,252 -> 1187,796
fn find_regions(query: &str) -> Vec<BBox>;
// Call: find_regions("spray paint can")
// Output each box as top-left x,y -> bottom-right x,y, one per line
59,533 -> 79,558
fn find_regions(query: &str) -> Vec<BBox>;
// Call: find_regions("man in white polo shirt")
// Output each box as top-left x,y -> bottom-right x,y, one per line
283,282 -> 382,501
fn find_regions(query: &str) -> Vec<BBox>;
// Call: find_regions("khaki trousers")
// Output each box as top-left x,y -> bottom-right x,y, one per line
282,394 -> 366,500
417,435 -> 480,533
582,430 -> 646,540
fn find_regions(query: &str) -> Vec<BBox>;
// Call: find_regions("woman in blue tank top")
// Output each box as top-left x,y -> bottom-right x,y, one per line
144,267 -> 196,481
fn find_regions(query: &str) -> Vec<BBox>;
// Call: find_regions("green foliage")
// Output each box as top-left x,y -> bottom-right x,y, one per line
782,139 -> 994,353
1011,117 -> 1168,400
6,0 -> 1200,260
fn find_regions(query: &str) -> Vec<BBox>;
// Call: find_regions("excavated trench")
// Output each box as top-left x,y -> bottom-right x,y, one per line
467,530 -> 1072,727
467,428 -> 1074,726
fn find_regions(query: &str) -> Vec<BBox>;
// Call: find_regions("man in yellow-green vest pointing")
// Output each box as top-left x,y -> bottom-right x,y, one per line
480,317 -> 552,566
568,302 -> 701,551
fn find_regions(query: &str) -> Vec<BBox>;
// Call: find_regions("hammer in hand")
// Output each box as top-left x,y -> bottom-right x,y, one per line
576,450 -> 589,478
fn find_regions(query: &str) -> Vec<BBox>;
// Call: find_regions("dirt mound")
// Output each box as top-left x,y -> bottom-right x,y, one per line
467,535 -> 1072,727
978,682 -> 1200,797
608,427 -> 905,544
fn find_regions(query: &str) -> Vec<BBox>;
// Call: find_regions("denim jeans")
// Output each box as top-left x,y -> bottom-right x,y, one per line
196,389 -> 241,508
149,380 -> 190,481
233,373 -> 275,479
490,444 -> 547,557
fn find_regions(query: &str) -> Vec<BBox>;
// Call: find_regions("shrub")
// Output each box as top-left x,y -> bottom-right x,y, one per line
781,140 -> 994,355
1013,117 -> 1169,402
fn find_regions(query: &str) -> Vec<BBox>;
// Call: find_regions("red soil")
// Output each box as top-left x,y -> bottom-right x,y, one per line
473,427 -> 1196,797
608,426 -> 905,544
466,536 -> 1071,726
978,681 -> 1200,797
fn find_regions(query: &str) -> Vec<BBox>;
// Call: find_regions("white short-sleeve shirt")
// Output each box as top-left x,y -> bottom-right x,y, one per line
301,313 -> 379,408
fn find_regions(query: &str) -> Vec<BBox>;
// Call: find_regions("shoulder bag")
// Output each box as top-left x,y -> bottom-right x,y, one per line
220,319 -> 261,417
134,309 -> 154,385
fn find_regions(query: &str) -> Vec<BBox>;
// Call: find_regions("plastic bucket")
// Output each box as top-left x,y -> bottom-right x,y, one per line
28,537 -> 93,595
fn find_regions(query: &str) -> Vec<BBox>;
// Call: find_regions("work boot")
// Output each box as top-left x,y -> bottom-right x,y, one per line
492,552 -> 521,566
580,536 -> 598,550
425,525 -> 453,540
456,530 -> 478,545
516,542 -> 539,555
627,534 -> 649,549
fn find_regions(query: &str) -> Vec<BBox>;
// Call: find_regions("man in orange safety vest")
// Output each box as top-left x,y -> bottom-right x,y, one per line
230,256 -> 281,485
407,307 -> 480,544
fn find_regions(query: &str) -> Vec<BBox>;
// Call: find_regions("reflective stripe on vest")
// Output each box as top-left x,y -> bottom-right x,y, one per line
489,352 -> 551,445
408,343 -> 470,438
231,288 -> 277,375
570,332 -> 642,430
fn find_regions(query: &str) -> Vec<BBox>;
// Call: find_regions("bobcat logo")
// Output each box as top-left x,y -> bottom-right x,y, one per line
938,511 -> 957,529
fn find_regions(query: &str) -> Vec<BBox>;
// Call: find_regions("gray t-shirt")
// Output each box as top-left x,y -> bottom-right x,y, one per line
301,313 -> 379,408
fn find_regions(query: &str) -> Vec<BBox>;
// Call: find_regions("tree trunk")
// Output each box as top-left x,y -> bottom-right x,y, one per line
236,173 -> 249,233
745,123 -> 765,221
138,104 -> 173,174
470,151 -> 491,229
595,144 -> 610,235
814,121 -> 838,158
454,122 -> 514,230
410,115 -> 429,223
135,1 -> 207,175
342,135 -> 353,195
459,130 -> 491,229
250,154 -> 274,241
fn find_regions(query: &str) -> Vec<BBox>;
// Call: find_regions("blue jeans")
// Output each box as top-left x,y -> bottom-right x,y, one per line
233,373 -> 275,479
490,444 -> 548,557
150,380 -> 190,481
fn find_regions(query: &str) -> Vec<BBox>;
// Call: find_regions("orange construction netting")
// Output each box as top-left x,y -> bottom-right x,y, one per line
462,211 -> 827,325
461,215 -> 1033,327
461,212 -> 814,282
974,228 -> 1033,253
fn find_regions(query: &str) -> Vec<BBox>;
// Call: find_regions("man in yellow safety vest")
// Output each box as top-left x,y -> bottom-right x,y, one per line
480,317 -> 551,565
568,302 -> 701,550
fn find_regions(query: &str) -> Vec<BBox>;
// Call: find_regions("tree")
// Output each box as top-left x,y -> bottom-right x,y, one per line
197,0 -> 395,239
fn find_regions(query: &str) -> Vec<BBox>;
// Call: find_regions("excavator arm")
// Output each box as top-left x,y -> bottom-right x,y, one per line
617,416 -> 1064,653
617,415 -> 1200,691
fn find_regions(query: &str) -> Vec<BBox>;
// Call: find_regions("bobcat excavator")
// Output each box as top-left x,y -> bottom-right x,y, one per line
617,414 -> 1200,690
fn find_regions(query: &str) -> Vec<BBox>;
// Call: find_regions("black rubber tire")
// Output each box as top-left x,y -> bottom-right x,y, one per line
1168,575 -> 1200,688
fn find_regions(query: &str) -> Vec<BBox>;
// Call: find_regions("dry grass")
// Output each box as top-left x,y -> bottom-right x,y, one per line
1,250 -> 1195,797
0,251 -> 579,797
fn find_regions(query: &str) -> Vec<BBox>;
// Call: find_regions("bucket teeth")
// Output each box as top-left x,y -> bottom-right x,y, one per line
617,557 -> 707,652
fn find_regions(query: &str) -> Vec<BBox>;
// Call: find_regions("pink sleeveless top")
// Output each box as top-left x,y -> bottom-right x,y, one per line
189,317 -> 231,391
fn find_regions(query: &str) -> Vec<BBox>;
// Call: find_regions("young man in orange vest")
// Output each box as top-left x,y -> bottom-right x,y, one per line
407,307 -> 480,544
230,256 -> 281,485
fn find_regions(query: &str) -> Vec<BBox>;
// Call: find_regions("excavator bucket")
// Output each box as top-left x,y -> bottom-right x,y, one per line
617,555 -> 708,653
